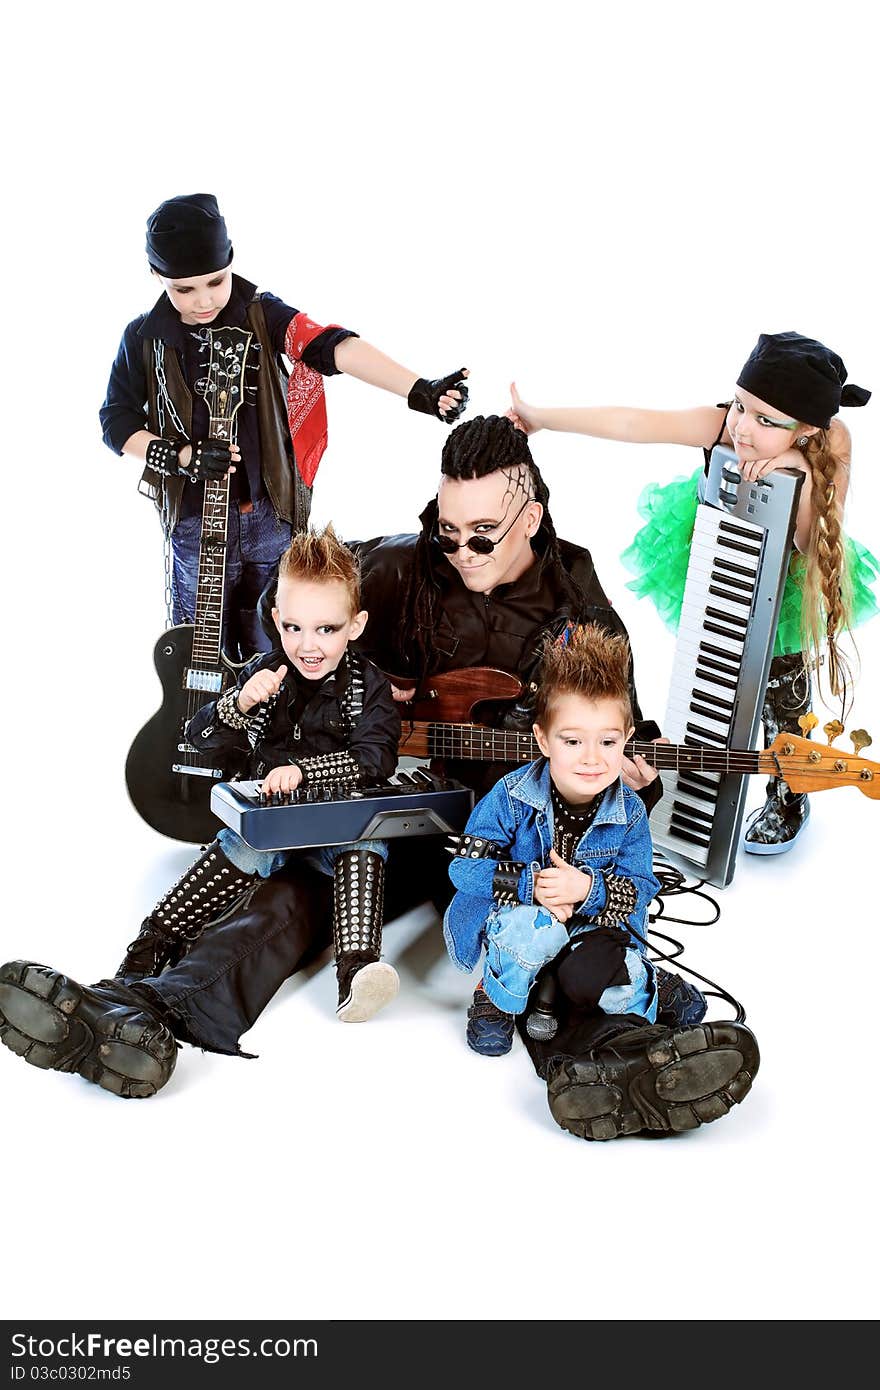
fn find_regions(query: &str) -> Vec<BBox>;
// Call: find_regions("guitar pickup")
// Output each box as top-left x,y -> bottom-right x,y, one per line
184,668 -> 224,693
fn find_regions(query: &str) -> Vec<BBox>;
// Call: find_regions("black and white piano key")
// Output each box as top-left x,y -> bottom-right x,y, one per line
650,804 -> 711,864
665,699 -> 732,745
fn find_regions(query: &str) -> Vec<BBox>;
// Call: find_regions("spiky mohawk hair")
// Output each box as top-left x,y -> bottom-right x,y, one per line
534,623 -> 633,729
277,523 -> 361,615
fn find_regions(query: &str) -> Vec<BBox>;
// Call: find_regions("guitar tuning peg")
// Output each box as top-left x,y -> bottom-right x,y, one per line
850,728 -> 873,755
798,712 -> 819,735
823,719 -> 845,745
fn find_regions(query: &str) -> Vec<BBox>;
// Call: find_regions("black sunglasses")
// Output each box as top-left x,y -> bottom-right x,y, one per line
433,497 -> 534,556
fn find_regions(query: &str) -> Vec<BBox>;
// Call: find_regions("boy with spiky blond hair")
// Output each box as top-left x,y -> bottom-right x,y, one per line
0,528 -> 403,1102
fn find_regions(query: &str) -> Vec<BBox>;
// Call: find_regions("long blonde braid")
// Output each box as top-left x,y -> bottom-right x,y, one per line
797,428 -> 853,701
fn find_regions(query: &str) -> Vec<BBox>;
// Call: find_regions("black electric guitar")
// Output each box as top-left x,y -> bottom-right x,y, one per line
398,667 -> 880,800
125,326 -> 253,843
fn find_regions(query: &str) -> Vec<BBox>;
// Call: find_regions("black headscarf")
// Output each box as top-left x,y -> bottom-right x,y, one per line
736,331 -> 870,429
146,193 -> 233,278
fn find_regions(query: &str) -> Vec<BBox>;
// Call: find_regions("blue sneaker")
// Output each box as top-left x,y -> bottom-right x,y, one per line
466,986 -> 515,1056
655,967 -> 708,1029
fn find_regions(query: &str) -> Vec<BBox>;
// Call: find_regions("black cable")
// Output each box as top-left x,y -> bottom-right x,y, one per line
631,855 -> 747,1025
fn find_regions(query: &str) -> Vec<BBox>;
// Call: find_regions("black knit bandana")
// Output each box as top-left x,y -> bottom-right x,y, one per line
736,331 -> 870,429
146,192 -> 233,278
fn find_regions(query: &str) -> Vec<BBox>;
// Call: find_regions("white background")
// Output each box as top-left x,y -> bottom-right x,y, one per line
1,0 -> 878,1324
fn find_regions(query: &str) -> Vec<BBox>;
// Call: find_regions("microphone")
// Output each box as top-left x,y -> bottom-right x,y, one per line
526,970 -> 559,1041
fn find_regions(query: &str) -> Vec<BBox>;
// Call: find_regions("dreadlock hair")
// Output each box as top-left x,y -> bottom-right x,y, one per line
401,415 -> 591,679
794,428 -> 855,705
534,624 -> 634,731
277,523 -> 361,616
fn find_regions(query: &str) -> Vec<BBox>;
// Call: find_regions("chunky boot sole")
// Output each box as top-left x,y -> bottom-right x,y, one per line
546,1022 -> 759,1141
336,962 -> 400,1023
0,961 -> 177,1099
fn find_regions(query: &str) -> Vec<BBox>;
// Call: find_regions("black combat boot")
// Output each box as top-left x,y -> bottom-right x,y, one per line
0,960 -> 177,1099
744,653 -> 812,855
117,841 -> 256,980
332,850 -> 399,1022
545,1013 -> 759,1141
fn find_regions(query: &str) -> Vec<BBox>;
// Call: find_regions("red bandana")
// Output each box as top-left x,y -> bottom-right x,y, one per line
284,313 -> 342,488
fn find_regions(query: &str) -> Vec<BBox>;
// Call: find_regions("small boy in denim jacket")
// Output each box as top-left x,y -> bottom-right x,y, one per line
444,624 -> 660,1056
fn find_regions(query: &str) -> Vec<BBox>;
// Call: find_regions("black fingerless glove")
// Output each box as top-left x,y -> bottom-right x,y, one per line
186,439 -> 235,482
407,368 -> 469,422
145,437 -> 233,482
145,437 -> 183,477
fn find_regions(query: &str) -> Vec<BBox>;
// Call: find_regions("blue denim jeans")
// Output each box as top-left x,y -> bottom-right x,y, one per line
171,495 -> 291,659
482,904 -> 657,1021
217,828 -> 389,880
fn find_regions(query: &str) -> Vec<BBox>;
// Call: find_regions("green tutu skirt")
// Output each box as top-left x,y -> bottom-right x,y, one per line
621,467 -> 880,657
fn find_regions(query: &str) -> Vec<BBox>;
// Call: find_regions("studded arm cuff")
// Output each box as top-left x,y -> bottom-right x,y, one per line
584,873 -> 639,930
217,688 -> 256,730
290,750 -> 363,788
145,437 -> 182,477
445,834 -> 506,860
492,861 -> 527,906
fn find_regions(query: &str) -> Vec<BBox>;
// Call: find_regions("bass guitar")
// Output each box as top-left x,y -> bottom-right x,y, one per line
398,667 -> 880,801
125,326 -> 253,843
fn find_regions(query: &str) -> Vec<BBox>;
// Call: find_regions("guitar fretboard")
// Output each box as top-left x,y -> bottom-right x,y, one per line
191,455 -> 231,670
415,721 -> 764,774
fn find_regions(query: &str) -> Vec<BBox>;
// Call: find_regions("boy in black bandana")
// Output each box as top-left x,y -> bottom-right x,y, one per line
100,191 -> 469,659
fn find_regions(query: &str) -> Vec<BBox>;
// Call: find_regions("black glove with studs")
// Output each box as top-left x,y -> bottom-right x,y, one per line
145,437 -> 235,482
185,439 -> 236,481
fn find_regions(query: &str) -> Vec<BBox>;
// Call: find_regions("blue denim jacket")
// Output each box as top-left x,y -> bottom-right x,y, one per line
443,759 -> 660,973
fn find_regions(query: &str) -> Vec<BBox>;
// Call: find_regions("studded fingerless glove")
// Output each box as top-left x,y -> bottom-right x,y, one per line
185,439 -> 235,481
145,437 -> 183,477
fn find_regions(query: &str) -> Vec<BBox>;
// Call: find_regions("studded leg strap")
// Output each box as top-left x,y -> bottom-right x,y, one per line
332,850 -> 386,959
116,842 -> 255,980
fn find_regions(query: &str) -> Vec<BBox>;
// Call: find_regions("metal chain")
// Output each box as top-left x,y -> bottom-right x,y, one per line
153,340 -> 189,629
152,330 -> 244,631
153,340 -> 189,438
162,524 -> 174,629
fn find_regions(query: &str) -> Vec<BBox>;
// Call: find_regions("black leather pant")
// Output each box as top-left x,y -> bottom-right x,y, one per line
140,866 -> 332,1056
138,840 -> 454,1057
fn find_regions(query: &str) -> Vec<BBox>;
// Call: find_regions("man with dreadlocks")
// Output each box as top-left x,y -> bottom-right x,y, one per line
356,414 -> 661,792
0,417 -> 699,1099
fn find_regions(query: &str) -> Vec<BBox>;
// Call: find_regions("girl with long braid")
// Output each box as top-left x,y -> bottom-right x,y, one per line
509,333 -> 876,854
